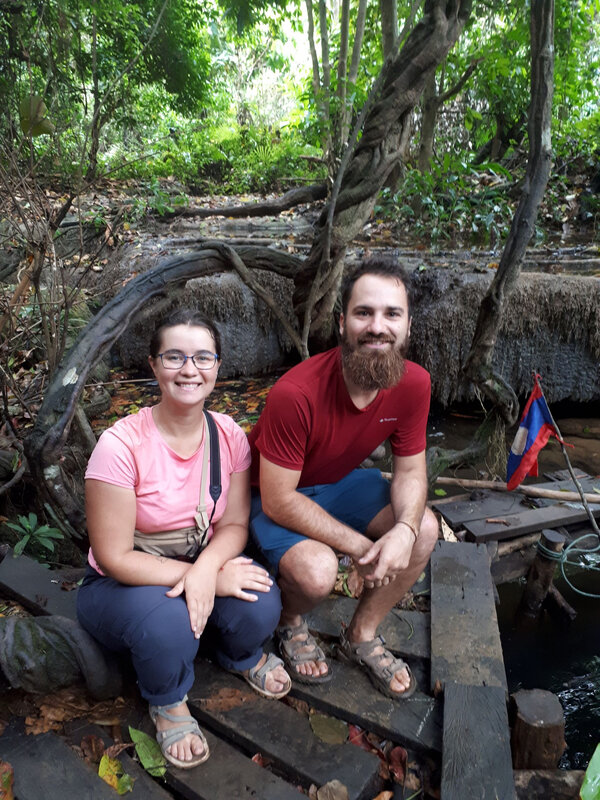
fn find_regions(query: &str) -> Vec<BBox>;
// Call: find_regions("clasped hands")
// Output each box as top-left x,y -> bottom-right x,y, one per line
353,523 -> 416,589
166,556 -> 272,639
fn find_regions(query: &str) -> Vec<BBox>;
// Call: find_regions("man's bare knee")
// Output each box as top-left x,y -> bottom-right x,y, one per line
414,507 -> 439,560
279,541 -> 338,602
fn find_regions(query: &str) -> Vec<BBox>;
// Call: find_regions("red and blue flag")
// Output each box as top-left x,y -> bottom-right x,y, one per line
506,376 -> 563,490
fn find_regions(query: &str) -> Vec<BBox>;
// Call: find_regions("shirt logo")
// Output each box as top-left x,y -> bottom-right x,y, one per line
380,417 -> 398,423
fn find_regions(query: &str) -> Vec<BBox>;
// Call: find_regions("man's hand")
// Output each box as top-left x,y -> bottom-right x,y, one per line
356,524 -> 415,586
215,556 -> 273,601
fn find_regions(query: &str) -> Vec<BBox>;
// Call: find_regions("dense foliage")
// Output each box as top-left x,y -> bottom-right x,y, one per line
1,1 -> 597,205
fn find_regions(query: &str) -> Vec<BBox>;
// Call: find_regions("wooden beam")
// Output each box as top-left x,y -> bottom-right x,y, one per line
188,660 -> 381,800
430,541 -> 507,691
441,683 -> 516,800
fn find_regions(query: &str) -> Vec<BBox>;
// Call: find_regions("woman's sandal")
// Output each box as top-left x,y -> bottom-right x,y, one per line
337,630 -> 417,700
233,652 -> 292,699
149,696 -> 210,769
277,619 -> 332,684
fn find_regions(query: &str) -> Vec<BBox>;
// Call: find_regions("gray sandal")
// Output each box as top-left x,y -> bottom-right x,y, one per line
277,619 -> 332,684
233,652 -> 292,699
149,695 -> 209,769
337,630 -> 416,700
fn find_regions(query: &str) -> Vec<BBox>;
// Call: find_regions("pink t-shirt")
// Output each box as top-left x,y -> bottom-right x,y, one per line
85,407 -> 250,569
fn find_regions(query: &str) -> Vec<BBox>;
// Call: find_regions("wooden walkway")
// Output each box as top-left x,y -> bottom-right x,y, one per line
2,471 -> 595,799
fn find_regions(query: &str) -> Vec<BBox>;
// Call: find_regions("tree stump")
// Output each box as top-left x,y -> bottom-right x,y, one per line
509,689 -> 566,769
519,529 -> 565,618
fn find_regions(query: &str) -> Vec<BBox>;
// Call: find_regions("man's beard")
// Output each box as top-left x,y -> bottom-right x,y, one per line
341,333 -> 408,391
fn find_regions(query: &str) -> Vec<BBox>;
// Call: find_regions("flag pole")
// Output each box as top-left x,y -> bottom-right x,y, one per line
536,375 -> 600,542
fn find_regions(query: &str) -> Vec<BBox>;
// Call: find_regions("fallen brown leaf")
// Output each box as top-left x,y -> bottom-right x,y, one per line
81,734 -> 106,764
283,696 -> 310,716
389,745 -> 407,783
104,742 -> 134,759
316,779 -> 349,800
371,792 -> 393,800
199,687 -> 258,712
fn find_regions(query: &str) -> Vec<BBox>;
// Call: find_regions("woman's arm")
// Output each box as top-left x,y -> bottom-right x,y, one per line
86,479 -> 191,586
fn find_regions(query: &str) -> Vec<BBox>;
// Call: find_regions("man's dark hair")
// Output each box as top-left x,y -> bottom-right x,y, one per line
149,308 -> 222,359
340,257 -> 413,316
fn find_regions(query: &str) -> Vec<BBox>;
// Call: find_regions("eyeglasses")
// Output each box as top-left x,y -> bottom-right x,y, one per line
157,350 -> 219,370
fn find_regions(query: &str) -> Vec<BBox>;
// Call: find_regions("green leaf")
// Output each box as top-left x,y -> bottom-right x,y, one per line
434,488 -> 447,497
116,773 -> 136,795
13,535 -> 30,556
27,512 -> 38,530
580,743 -> 600,800
309,713 -> 348,744
128,726 -> 166,777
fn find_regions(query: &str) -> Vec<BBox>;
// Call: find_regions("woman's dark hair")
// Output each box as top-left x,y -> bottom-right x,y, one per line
149,309 -> 222,359
340,257 -> 413,316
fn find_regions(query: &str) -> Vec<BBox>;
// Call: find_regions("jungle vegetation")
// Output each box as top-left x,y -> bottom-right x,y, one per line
0,0 -> 599,544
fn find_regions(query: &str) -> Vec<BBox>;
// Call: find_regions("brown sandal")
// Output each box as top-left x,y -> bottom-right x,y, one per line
277,619 -> 332,684
337,630 -> 416,700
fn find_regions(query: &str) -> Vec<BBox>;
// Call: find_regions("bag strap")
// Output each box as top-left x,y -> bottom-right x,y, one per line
203,409 -> 222,524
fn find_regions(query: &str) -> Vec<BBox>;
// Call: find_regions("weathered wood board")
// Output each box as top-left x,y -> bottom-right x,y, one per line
287,657 -> 442,754
188,660 -> 381,800
430,541 -> 507,691
0,547 -> 78,619
463,501 -> 600,543
167,728 -> 305,800
0,721 -> 117,800
433,474 -> 598,531
305,595 -> 430,660
433,491 -> 535,528
441,683 -> 516,800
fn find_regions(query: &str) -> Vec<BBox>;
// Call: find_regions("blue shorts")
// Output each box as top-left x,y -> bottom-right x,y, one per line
250,468 -> 391,575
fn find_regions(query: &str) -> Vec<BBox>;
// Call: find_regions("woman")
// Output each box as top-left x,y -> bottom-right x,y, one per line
77,309 -> 290,769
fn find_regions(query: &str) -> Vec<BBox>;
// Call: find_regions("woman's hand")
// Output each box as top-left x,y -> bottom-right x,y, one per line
166,565 -> 217,639
215,556 -> 273,601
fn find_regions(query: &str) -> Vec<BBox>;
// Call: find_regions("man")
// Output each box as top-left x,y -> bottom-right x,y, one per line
248,257 -> 438,699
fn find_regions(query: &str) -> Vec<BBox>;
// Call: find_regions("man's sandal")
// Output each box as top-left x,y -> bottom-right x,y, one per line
337,630 -> 417,700
277,619 -> 332,684
232,652 -> 292,699
149,696 -> 210,769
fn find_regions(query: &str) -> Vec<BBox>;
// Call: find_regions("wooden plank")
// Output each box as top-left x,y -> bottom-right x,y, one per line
305,596 -> 430,660
285,657 -> 442,754
168,729 -> 304,800
434,474 -> 598,529
0,548 -> 78,620
430,541 -> 507,691
0,722 -> 116,800
464,501 -> 600,543
441,683 -> 516,800
187,660 -> 381,800
433,490 -> 533,528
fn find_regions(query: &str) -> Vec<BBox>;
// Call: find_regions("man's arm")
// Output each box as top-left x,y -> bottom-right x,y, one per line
358,450 -> 428,582
259,455 -> 373,561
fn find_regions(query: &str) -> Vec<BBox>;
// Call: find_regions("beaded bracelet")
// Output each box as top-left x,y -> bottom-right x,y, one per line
398,520 -> 418,543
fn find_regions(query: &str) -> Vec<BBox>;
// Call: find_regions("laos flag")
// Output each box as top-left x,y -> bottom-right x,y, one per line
506,376 -> 562,490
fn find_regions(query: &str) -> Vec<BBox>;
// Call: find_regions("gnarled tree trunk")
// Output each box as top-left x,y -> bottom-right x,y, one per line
293,0 -> 473,345
463,0 -> 555,424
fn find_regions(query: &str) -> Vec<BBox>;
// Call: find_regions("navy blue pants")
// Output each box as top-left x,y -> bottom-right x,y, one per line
77,565 -> 282,706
